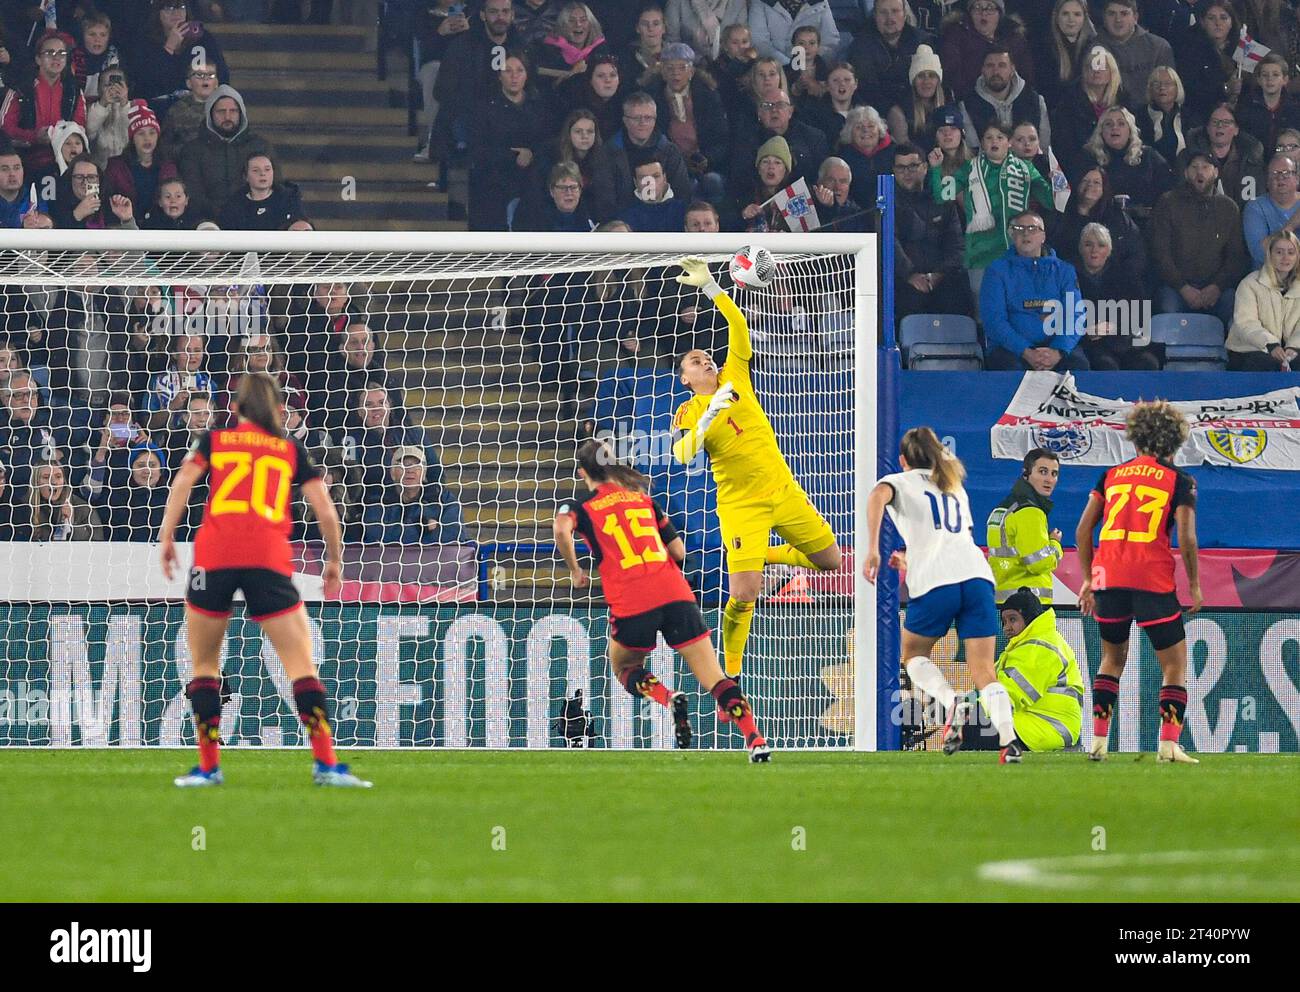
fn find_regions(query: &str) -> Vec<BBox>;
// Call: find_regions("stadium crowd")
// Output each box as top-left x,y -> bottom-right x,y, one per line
411,0 -> 1300,373
3,0 -> 1300,542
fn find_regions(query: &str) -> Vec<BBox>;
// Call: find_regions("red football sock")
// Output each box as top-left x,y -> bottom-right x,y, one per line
197,721 -> 221,773
1159,685 -> 1188,743
618,667 -> 674,708
293,676 -> 338,766
1092,674 -> 1120,744
186,676 -> 222,772
711,678 -> 763,742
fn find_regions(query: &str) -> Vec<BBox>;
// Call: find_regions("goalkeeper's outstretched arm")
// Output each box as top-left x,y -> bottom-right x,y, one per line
676,256 -> 752,363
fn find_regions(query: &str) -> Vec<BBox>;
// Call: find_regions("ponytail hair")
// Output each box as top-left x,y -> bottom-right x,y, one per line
234,371 -> 286,437
576,438 -> 651,493
899,426 -> 965,494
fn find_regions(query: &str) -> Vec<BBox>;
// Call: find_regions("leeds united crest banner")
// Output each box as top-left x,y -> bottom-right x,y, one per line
990,372 -> 1300,470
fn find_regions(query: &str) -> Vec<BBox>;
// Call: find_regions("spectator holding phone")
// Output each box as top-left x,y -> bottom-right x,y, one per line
131,0 -> 230,113
85,391 -> 151,500
87,68 -> 135,169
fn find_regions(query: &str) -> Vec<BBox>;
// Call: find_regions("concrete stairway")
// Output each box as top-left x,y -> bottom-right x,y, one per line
211,24 -> 590,600
218,23 -> 463,231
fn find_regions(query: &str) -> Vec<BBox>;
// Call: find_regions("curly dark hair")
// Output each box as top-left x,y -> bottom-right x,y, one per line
1126,400 -> 1189,459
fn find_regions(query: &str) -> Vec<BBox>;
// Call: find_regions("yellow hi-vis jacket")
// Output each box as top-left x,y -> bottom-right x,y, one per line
996,608 -> 1084,751
985,479 -> 1061,604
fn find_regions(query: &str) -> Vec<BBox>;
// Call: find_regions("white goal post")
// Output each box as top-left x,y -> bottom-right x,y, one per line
0,231 -> 877,751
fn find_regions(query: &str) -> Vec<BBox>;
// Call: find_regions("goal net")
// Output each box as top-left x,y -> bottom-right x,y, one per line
0,231 -> 876,751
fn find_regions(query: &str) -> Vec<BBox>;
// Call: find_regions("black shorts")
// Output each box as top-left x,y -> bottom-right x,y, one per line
1094,588 -> 1185,646
611,600 -> 710,653
186,567 -> 302,622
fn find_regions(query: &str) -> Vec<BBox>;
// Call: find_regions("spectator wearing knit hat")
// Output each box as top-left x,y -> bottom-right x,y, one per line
886,43 -> 954,153
105,103 -> 177,220
847,0 -> 933,117
927,103 -> 974,182
738,134 -> 794,230
0,29 -> 86,183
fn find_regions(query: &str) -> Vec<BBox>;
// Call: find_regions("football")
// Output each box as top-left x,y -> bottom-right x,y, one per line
730,244 -> 777,288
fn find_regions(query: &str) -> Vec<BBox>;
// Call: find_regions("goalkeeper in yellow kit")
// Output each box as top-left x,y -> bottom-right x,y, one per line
671,257 -> 842,678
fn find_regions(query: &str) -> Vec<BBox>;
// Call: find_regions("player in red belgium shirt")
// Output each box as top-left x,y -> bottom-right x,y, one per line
158,372 -> 370,788
1075,401 -> 1202,765
553,439 -> 771,762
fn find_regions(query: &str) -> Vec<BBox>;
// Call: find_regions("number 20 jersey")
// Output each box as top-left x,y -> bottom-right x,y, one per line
879,469 -> 993,599
558,483 -> 696,618
186,421 -> 322,575
1090,455 -> 1196,593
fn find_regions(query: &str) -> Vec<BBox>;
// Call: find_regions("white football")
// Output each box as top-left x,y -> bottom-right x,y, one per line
730,245 -> 777,288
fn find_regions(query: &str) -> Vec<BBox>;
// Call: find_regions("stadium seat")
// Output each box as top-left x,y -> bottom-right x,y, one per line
898,314 -> 984,371
1148,313 -> 1229,371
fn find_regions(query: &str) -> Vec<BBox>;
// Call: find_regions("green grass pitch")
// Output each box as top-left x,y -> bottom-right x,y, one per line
1,750 -> 1297,902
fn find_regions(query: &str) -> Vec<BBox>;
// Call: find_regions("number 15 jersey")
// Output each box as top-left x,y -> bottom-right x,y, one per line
879,469 -> 993,599
558,483 -> 695,618
186,421 -> 322,576
1090,455 -> 1196,593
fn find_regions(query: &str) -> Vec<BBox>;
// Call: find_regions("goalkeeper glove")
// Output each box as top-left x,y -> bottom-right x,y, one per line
676,256 -> 723,299
695,381 -> 736,434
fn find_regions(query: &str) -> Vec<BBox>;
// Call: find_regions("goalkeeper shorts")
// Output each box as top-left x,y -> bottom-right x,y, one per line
718,482 -> 837,573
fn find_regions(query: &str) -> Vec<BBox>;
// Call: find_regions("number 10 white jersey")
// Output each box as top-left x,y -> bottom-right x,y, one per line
879,469 -> 993,599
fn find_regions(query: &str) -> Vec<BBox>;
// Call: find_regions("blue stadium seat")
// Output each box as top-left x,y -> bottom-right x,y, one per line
898,314 -> 984,371
1148,313 -> 1228,371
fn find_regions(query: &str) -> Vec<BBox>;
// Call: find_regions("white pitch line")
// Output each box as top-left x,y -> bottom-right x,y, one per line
978,849 -> 1300,894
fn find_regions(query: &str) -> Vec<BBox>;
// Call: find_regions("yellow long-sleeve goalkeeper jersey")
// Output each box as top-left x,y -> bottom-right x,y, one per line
670,290 -> 795,504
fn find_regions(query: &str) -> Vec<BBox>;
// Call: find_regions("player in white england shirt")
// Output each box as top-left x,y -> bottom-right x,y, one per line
864,427 -> 1024,764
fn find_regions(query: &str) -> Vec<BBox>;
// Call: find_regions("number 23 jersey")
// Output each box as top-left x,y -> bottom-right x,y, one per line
1090,455 -> 1196,593
185,421 -> 322,575
558,483 -> 695,618
879,469 -> 993,599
